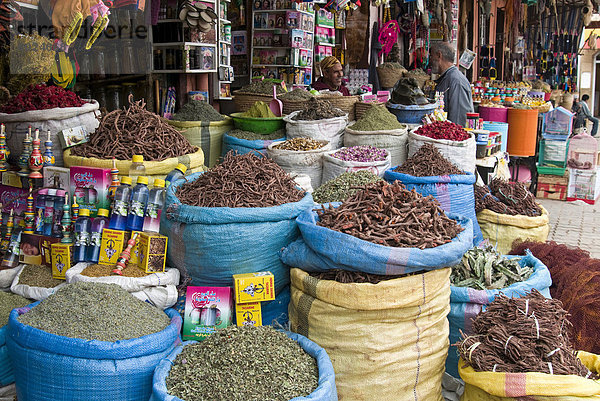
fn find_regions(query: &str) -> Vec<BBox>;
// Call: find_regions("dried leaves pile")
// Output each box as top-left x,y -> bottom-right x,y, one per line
394,144 -> 464,176
456,290 -> 598,379
316,181 -> 463,249
71,96 -> 197,161
475,179 -> 542,216
176,152 -> 304,207
292,98 -> 345,121
309,269 -> 411,284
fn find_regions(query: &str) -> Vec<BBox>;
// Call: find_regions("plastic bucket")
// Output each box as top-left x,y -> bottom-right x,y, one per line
386,102 -> 438,124
483,121 -> 509,153
478,106 -> 508,123
507,108 -> 539,157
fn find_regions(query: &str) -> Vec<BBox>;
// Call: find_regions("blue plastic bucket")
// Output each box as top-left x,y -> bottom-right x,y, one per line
483,121 -> 509,153
386,102 -> 438,124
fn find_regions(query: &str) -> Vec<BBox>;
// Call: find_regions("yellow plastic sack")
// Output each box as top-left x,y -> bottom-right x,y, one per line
289,267 -> 450,401
63,148 -> 205,185
167,117 -> 233,167
477,205 -> 550,254
459,351 -> 600,400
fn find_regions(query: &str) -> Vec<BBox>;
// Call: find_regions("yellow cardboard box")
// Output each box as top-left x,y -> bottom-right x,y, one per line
235,302 -> 262,327
98,229 -> 126,265
233,272 -> 275,304
138,232 -> 168,273
51,243 -> 73,279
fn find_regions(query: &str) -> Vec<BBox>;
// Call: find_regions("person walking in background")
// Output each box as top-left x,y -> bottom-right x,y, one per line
579,94 -> 598,137
429,41 -> 473,127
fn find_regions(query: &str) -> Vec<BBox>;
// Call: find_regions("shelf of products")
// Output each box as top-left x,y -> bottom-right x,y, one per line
313,8 -> 336,64
215,0 -> 233,100
250,1 -> 315,87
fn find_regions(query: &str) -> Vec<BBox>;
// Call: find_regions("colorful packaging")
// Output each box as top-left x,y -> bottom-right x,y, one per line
98,228 -> 126,265
233,272 -> 275,304
125,230 -> 143,266
183,286 -> 233,341
1,171 -> 24,188
235,302 -> 262,327
137,232 -> 168,273
58,126 -> 89,149
51,243 -> 73,279
70,166 -> 111,217
0,184 -> 30,215
43,166 -> 71,194
19,233 -> 60,266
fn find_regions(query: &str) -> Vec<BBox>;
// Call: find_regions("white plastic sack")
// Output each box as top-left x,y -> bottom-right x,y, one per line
408,129 -> 476,173
0,100 -> 100,167
284,111 -> 348,149
10,265 -> 65,301
131,285 -> 178,310
291,173 -> 314,193
267,140 -> 331,189
0,267 -> 20,291
344,126 -> 409,167
65,263 -> 180,292
321,148 -> 391,184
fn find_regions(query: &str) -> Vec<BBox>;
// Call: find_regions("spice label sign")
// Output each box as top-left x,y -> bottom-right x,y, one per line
233,271 -> 275,304
235,302 -> 262,327
98,229 -> 126,265
51,243 -> 73,279
183,286 -> 233,341
70,166 -> 111,218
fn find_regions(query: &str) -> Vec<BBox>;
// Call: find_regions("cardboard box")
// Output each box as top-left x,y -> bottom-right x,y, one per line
235,302 -> 262,327
0,184 -> 30,215
20,233 -> 60,266
233,272 -> 275,304
1,171 -> 24,188
70,166 -> 111,217
51,243 -> 73,279
43,166 -> 71,194
137,232 -> 167,273
536,182 -> 567,201
98,228 -> 126,265
183,286 -> 233,341
58,126 -> 88,149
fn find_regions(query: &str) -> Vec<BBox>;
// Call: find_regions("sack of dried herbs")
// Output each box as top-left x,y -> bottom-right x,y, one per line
7,282 -> 182,401
284,109 -> 348,150
408,128 -> 476,174
267,139 -> 332,189
446,250 -> 551,378
221,129 -> 285,158
150,327 -> 337,401
344,125 -> 408,167
10,264 -> 65,301
0,292 -> 30,387
321,146 -> 391,184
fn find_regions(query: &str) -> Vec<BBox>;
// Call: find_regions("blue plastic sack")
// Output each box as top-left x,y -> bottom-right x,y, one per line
7,304 -> 182,401
160,172 -> 314,292
384,169 -> 483,245
446,251 -> 552,377
260,285 -> 290,327
280,208 -> 473,275
150,332 -> 338,401
222,133 -> 285,157
0,326 -> 13,387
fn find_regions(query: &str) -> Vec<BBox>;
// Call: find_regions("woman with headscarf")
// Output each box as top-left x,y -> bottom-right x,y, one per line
312,56 -> 350,96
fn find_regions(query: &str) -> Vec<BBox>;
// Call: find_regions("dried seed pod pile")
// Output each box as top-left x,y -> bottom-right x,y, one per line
81,263 -> 150,278
17,264 -> 64,288
71,96 -> 197,161
451,246 -> 531,290
309,269 -> 412,284
175,151 -> 304,208
475,179 -> 542,216
166,326 -> 318,401
456,290 -> 598,379
292,98 -> 345,121
394,143 -> 464,176
316,181 -> 464,249
272,138 -> 327,151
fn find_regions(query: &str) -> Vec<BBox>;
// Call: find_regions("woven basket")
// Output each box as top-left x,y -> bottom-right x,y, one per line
377,65 -> 405,89
282,99 -> 307,115
232,92 -> 273,112
355,101 -> 384,120
319,95 -> 359,121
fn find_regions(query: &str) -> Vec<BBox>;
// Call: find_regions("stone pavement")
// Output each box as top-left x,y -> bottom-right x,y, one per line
537,197 -> 600,257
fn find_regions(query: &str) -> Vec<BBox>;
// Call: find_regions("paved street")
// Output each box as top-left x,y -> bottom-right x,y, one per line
537,198 -> 600,257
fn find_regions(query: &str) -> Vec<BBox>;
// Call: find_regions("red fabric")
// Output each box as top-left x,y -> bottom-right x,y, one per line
312,78 -> 351,96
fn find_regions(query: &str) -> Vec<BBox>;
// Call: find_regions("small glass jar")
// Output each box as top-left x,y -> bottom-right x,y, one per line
154,49 -> 164,70
106,85 -> 121,111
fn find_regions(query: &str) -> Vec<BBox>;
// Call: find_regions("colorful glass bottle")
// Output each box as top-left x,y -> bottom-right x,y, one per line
43,130 -> 55,167
28,129 -> 44,179
61,193 -> 72,244
112,232 -> 138,275
0,124 -> 7,172
108,157 -> 120,202
71,194 -> 79,227
0,209 -> 14,253
18,128 -> 32,177
24,187 -> 35,234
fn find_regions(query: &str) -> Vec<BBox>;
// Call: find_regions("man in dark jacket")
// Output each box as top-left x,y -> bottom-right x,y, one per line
430,41 -> 473,126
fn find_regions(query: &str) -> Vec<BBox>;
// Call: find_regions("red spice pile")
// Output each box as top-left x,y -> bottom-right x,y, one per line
0,84 -> 86,114
415,121 -> 470,141
510,240 -> 600,354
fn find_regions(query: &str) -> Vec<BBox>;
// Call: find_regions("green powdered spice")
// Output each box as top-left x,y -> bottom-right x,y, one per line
313,170 -> 383,204
279,88 -> 314,101
243,101 -> 277,118
238,80 -> 286,95
349,104 -> 406,131
18,282 -> 170,341
0,292 -> 30,327
172,100 -> 225,122
18,264 -> 64,288
166,326 -> 318,401
228,129 -> 285,141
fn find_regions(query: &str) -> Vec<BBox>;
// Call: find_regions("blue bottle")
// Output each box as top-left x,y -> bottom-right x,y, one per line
86,208 -> 109,263
142,178 -> 166,233
108,176 -> 132,230
73,208 -> 91,263
126,176 -> 149,231
165,163 -> 187,187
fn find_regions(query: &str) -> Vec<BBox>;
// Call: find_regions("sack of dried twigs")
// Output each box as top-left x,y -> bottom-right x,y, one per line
477,206 -> 550,255
290,267 -> 451,401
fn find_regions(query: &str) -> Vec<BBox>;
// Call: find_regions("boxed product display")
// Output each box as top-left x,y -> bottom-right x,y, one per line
233,271 -> 275,304
567,167 -> 600,204
98,228 -> 126,265
70,166 -> 111,217
43,166 -> 70,193
19,233 -> 59,266
137,231 -> 168,273
51,243 -> 73,279
183,286 -> 233,341
58,126 -> 89,149
235,302 -> 262,327
316,8 -> 334,26
0,184 -> 30,215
